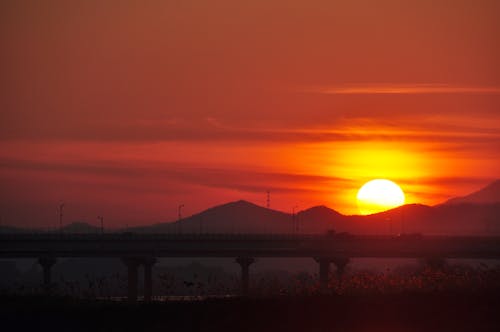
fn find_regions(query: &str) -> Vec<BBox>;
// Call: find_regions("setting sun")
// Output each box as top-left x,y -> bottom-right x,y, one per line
356,179 -> 406,215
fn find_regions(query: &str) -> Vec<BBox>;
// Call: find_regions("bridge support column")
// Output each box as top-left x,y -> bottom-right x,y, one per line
122,257 -> 140,302
38,257 -> 57,292
315,258 -> 330,292
315,256 -> 351,292
143,257 -> 157,302
235,257 -> 255,296
332,257 -> 350,278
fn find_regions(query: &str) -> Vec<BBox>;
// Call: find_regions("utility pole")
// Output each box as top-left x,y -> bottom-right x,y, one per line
97,216 -> 104,234
58,202 -> 65,234
296,208 -> 300,234
292,205 -> 298,234
178,204 -> 184,234
266,190 -> 270,209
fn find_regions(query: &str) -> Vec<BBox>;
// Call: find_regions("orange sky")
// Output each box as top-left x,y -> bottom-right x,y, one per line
1,0 -> 499,227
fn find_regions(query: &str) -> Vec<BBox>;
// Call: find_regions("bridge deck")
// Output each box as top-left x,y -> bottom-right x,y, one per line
1,234 -> 500,259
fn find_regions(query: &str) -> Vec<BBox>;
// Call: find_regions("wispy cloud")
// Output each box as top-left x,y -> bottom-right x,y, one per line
308,84 -> 500,95
1,118 -> 498,145
0,158 -> 352,195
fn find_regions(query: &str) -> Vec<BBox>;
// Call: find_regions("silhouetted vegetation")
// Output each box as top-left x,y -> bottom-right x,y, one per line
1,291 -> 500,332
2,261 -> 500,331
2,261 -> 500,298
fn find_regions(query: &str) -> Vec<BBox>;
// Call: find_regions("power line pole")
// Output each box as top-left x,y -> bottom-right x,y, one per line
58,202 -> 65,234
178,204 -> 184,234
97,216 -> 104,234
296,208 -> 300,234
292,205 -> 298,234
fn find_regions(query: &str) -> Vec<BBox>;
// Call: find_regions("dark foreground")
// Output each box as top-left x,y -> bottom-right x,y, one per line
1,292 -> 500,332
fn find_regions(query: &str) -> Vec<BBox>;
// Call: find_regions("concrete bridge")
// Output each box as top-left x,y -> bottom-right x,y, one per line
1,233 -> 500,300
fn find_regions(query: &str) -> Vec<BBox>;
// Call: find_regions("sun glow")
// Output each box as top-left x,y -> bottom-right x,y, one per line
356,179 -> 405,215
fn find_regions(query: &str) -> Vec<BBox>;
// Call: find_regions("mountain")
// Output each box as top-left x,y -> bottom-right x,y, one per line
132,200 -> 294,234
431,203 -> 500,234
0,222 -> 101,234
130,193 -> 500,235
62,222 -> 101,234
352,204 -> 434,233
296,206 -> 349,233
351,203 -> 500,235
0,225 -> 27,234
443,179 -> 500,205
6,181 -> 500,236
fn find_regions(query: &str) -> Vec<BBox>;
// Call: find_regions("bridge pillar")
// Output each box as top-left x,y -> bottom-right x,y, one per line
235,257 -> 255,296
122,257 -> 140,302
315,256 -> 351,292
143,257 -> 157,302
315,258 -> 330,292
331,257 -> 350,278
38,256 -> 57,292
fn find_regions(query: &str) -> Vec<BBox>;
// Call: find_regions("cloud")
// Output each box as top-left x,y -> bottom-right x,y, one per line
0,158 -> 352,195
1,118 -> 498,146
308,84 -> 500,95
398,176 -> 495,187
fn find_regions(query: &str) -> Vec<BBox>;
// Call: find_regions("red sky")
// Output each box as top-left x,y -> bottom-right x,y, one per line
1,0 -> 499,228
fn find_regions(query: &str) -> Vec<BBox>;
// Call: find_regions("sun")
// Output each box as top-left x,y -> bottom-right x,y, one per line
356,179 -> 405,215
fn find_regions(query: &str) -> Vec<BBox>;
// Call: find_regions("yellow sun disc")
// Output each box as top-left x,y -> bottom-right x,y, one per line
356,179 -> 405,215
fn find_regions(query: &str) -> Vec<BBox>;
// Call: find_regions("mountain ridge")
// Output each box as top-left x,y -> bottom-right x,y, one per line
129,180 -> 500,235
443,179 -> 500,205
2,180 -> 500,235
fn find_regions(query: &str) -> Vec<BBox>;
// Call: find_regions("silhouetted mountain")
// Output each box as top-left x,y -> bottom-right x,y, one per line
350,203 -> 500,235
296,206 -> 349,233
62,222 -> 101,234
128,193 -> 500,235
6,182 -> 500,236
443,179 -> 500,205
431,203 -> 500,234
0,225 -> 27,233
132,200 -> 293,234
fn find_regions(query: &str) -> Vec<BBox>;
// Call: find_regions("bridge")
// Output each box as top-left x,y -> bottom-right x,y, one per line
1,233 -> 500,301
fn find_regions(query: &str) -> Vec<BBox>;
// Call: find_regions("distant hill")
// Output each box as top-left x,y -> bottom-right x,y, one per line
0,222 -> 101,234
349,204 -> 435,234
132,198 -> 500,235
62,222 -> 101,234
0,225 -> 27,234
4,181 -> 500,236
296,205 -> 349,233
131,200 -> 293,234
351,203 -> 500,235
443,179 -> 500,205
